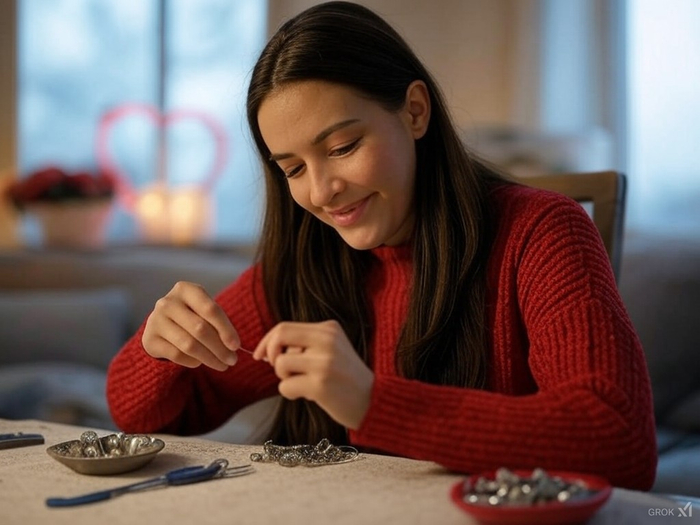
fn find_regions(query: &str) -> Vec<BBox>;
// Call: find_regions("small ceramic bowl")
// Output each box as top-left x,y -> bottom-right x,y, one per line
47,431 -> 165,475
449,469 -> 612,525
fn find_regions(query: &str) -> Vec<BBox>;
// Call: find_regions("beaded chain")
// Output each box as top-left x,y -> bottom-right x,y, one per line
250,438 -> 360,467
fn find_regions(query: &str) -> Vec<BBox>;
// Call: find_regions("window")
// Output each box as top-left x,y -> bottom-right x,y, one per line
18,0 -> 267,245
626,0 -> 700,237
505,0 -> 700,240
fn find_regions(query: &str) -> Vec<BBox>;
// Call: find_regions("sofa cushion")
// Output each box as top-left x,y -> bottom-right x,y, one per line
202,396 -> 280,445
665,390 -> 700,432
619,234 -> 700,421
0,288 -> 130,369
653,429 -> 700,497
0,362 -> 115,429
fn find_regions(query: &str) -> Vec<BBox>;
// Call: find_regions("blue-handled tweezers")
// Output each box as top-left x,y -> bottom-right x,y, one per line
46,459 -> 254,507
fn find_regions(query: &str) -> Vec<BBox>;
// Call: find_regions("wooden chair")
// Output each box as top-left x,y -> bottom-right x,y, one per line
523,170 -> 627,282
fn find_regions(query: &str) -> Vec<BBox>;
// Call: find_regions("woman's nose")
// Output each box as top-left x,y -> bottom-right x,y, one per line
308,167 -> 345,207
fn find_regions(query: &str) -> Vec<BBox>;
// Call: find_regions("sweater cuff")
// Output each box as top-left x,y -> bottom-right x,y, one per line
349,374 -> 433,451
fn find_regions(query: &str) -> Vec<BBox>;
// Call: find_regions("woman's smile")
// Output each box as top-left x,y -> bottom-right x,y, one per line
325,194 -> 373,227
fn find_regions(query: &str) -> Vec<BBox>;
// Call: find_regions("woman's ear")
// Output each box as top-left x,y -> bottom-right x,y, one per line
403,80 -> 431,139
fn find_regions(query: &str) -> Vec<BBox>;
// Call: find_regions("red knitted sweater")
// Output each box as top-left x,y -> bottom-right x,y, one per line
106,184 -> 657,490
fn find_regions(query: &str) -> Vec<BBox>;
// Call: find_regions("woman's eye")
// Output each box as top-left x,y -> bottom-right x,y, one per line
329,139 -> 360,157
284,165 -> 304,179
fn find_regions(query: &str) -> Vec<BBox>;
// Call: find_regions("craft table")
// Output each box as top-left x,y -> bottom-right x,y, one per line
0,418 -> 695,524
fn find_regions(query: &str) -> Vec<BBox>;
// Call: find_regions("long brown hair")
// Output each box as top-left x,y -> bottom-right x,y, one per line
246,1 -> 504,445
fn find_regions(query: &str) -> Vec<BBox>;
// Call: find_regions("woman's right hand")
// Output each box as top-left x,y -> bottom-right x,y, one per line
141,281 -> 241,371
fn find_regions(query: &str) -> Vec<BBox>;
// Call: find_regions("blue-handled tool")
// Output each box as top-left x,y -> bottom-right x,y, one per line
46,459 -> 254,507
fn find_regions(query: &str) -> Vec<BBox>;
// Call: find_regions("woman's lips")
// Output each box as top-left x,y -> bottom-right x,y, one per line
327,195 -> 371,227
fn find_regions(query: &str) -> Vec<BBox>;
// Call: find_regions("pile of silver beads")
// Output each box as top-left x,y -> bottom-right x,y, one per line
69,430 -> 155,458
462,467 -> 593,506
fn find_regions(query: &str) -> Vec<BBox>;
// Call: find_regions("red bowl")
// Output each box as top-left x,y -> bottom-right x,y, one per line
449,470 -> 612,525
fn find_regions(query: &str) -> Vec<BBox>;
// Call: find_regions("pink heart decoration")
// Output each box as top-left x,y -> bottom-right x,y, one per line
96,103 -> 228,211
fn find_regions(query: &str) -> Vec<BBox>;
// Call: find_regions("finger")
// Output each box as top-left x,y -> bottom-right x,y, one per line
253,332 -> 294,366
174,282 -> 241,350
273,351 -> 311,380
267,346 -> 304,370
252,327 -> 286,365
253,322 -> 330,364
160,317 -> 232,371
165,299 -> 238,368
277,374 -> 312,401
146,336 -> 202,369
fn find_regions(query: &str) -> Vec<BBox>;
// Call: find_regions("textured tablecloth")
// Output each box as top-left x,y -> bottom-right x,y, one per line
0,419 -> 692,525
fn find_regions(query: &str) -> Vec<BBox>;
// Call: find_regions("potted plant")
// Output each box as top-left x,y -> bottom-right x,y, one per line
4,166 -> 116,249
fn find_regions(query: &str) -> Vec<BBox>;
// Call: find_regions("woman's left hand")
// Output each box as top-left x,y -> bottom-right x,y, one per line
252,320 -> 374,430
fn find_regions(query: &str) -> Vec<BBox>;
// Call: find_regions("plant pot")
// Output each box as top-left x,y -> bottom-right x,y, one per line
25,199 -> 113,249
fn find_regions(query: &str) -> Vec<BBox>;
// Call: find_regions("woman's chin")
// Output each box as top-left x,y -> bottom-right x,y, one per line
336,230 -> 383,251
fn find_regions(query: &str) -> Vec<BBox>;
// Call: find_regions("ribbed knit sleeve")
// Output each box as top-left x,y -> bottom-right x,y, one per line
349,186 -> 657,490
106,266 -> 279,435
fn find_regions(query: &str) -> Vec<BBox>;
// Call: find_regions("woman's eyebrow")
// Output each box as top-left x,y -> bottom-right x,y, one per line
269,118 -> 360,162
311,118 -> 360,145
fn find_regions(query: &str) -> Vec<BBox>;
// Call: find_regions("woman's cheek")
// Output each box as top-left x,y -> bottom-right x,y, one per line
288,181 -> 312,211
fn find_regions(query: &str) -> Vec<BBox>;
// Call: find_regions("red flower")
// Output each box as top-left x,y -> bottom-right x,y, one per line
4,165 -> 116,210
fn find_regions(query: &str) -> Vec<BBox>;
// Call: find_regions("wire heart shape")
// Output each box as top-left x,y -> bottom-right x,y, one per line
96,103 -> 228,212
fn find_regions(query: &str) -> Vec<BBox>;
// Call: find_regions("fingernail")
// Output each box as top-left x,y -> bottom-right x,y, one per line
225,353 -> 238,366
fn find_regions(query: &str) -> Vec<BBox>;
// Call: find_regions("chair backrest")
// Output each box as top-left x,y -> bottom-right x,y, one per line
523,170 -> 627,282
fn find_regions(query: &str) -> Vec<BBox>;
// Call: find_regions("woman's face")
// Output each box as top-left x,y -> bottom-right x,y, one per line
257,80 -> 430,250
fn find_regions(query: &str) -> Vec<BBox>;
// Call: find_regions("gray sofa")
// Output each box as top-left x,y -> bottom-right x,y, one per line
0,246 -> 252,429
618,232 -> 700,496
1,234 -> 699,496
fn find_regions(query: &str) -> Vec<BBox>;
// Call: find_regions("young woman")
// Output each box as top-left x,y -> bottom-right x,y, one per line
107,1 -> 657,490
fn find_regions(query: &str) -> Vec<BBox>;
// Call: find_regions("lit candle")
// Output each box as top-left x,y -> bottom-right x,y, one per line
134,183 -> 211,245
